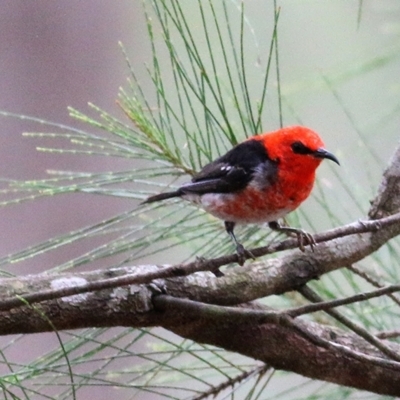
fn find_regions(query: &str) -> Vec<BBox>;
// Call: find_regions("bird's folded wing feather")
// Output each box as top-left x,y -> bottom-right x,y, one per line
181,139 -> 277,195
181,165 -> 249,194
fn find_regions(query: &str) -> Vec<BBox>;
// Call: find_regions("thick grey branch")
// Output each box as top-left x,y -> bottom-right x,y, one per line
1,272 -> 400,395
154,295 -> 400,396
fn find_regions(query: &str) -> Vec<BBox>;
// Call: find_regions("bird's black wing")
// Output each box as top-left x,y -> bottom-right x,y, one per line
180,139 -> 278,195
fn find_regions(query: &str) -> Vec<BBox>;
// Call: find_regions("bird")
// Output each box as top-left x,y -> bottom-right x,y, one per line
143,125 -> 339,263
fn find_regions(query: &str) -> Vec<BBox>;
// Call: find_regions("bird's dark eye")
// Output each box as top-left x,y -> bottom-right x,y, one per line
291,141 -> 312,155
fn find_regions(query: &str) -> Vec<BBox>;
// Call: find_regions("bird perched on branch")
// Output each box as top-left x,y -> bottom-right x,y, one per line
143,125 -> 339,263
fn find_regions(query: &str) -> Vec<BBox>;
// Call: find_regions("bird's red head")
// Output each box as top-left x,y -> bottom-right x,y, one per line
248,125 -> 339,206
252,126 -> 338,177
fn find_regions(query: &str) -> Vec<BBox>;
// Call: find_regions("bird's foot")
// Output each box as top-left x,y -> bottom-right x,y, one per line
224,221 -> 256,265
236,243 -> 255,266
268,221 -> 315,252
293,229 -> 316,252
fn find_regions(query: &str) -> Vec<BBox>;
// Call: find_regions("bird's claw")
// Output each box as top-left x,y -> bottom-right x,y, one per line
295,230 -> 316,252
236,243 -> 255,266
269,221 -> 316,252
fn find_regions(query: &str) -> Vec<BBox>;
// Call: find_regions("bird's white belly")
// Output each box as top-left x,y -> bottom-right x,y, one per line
183,192 -> 293,224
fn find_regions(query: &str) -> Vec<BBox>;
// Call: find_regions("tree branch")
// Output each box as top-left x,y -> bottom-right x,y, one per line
154,295 -> 400,396
1,133 -> 400,395
289,284 -> 400,318
1,211 -> 399,313
297,285 -> 400,362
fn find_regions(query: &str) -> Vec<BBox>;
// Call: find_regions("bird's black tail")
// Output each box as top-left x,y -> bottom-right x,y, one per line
142,190 -> 182,204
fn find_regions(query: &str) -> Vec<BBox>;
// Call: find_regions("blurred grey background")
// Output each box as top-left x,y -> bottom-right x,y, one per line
0,1 -> 147,274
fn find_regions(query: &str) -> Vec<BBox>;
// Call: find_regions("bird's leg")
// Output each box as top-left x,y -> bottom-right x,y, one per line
224,221 -> 254,265
268,221 -> 316,252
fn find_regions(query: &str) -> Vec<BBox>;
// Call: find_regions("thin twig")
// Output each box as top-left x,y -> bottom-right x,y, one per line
288,284 -> 400,318
376,330 -> 400,340
191,364 -> 270,400
347,264 -> 400,307
248,213 -> 396,258
0,212 -> 399,312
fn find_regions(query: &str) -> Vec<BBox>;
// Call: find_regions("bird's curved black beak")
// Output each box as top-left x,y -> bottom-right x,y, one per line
313,148 -> 340,165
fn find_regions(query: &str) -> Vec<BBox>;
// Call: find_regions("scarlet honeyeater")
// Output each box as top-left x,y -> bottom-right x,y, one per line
143,126 -> 339,260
